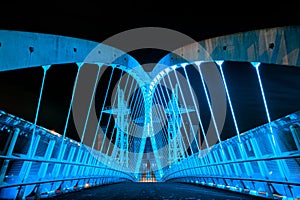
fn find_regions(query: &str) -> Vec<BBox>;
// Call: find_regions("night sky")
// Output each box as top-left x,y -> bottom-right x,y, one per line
1,2 -> 300,143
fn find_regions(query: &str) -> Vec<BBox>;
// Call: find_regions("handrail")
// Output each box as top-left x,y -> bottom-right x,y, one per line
0,176 -> 132,189
165,176 -> 300,186
162,152 -> 300,180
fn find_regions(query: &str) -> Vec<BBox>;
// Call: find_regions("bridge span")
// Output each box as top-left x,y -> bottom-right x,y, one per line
0,26 -> 300,199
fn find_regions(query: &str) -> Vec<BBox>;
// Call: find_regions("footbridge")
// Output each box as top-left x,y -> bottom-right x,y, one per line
0,26 -> 299,199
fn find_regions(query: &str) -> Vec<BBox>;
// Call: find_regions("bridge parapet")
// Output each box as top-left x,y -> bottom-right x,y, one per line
0,110 -> 136,199
161,110 -> 300,199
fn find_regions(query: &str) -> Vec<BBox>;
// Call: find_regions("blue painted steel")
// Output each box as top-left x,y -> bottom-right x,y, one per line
216,61 -> 241,142
162,110 -> 300,199
196,62 -> 222,146
164,74 -> 192,153
172,69 -> 199,151
181,64 -> 209,150
0,110 -> 136,199
98,67 -> 115,153
62,63 -> 82,139
1,26 -> 300,198
94,70 -> 126,152
251,62 -> 273,133
80,64 -> 102,145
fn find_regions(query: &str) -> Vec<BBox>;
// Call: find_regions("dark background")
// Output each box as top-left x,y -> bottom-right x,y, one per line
2,2 -> 300,44
1,2 -> 300,143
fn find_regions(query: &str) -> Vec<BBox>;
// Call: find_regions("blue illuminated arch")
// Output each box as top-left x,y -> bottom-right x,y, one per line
0,25 -> 300,199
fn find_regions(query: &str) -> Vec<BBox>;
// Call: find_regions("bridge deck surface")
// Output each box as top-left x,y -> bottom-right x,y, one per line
46,182 -> 265,200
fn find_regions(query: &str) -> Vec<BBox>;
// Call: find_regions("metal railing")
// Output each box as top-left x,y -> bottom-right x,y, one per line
0,110 -> 136,199
161,111 -> 300,199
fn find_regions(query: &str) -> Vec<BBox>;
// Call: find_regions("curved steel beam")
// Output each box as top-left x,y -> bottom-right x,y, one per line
0,30 -> 141,72
156,25 -> 300,70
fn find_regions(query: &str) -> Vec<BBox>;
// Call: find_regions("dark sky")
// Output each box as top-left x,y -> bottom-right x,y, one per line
1,2 -> 300,143
2,2 -> 300,44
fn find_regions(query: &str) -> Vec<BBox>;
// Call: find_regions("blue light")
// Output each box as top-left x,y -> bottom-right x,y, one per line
180,63 -> 189,68
196,62 -> 222,146
164,74 -> 193,154
63,63 -> 82,139
250,62 -> 273,133
122,77 -> 138,136
194,61 -> 203,66
182,65 -> 208,150
215,60 -> 224,66
208,182 -> 214,186
29,65 -> 50,156
95,70 -> 127,152
171,65 -> 177,70
97,67 -> 115,152
216,61 -> 241,142
250,190 -> 258,196
251,61 -> 261,68
34,65 -> 50,125
134,86 -> 149,173
80,65 -> 102,145
173,69 -> 200,151
182,64 -> 209,149
157,79 -> 188,162
154,85 -> 178,151
1,49 -> 299,199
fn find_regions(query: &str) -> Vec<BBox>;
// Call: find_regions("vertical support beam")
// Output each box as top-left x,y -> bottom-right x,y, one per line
62,146 -> 76,178
250,137 -> 268,177
147,91 -> 163,179
216,61 -> 240,142
52,142 -> 67,178
38,139 -> 55,179
134,86 -> 147,177
99,67 -> 115,153
164,73 -> 192,155
6,128 -> 20,156
251,62 -> 289,181
16,65 -> 50,199
251,62 -> 272,132
78,151 -> 89,176
86,153 -> 95,176
18,134 -> 40,186
195,62 -> 223,148
59,63 -> 83,157
237,142 -> 253,177
0,128 -> 20,183
70,146 -> 83,177
28,65 -> 50,157
61,62 -> 83,142
227,144 -> 242,176
57,63 -> 83,181
182,64 -> 209,150
80,63 -> 103,146
173,66 -> 200,152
